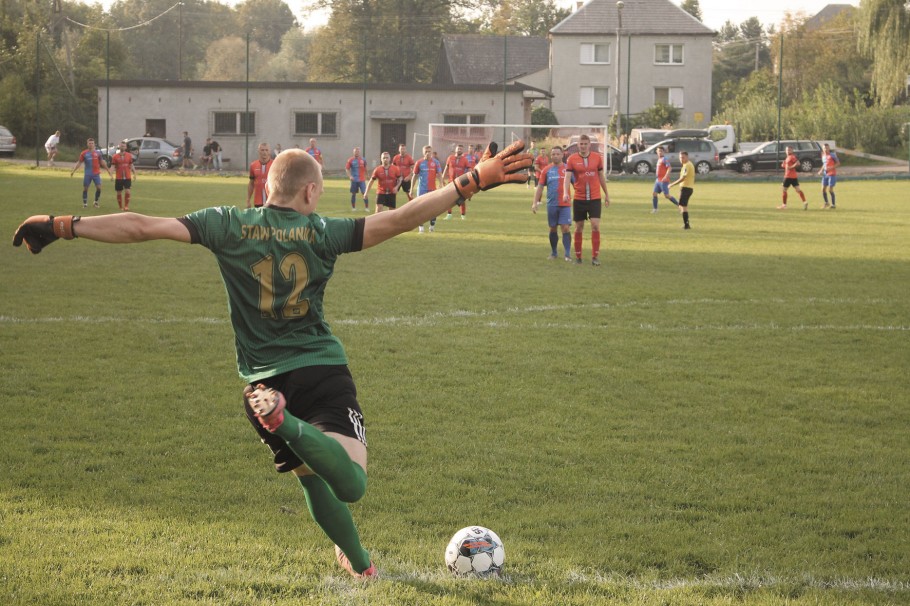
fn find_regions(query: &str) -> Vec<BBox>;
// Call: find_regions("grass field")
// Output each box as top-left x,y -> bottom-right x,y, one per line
1,164 -> 908,605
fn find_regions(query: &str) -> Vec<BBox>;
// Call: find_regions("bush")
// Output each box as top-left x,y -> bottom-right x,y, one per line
531,105 -> 559,140
637,103 -> 681,129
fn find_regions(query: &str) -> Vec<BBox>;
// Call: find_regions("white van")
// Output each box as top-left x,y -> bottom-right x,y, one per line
707,124 -> 736,158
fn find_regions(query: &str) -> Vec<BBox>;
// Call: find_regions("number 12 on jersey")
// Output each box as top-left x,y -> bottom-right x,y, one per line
250,253 -> 311,319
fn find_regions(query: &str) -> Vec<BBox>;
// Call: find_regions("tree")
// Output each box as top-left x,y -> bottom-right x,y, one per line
487,0 -> 571,36
308,0 -> 456,83
235,0 -> 297,54
857,0 -> 910,106
638,103 -> 680,128
679,0 -> 702,22
531,104 -> 558,139
197,36 -> 274,80
260,28 -> 314,82
712,17 -> 773,113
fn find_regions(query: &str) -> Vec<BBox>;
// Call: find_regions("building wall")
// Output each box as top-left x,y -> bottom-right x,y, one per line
98,84 -> 530,173
548,34 -> 713,128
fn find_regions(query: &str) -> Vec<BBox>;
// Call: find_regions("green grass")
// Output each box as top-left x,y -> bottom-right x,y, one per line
1,164 -> 908,605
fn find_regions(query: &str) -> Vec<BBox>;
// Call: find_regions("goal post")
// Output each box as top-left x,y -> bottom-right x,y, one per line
427,123 -> 616,171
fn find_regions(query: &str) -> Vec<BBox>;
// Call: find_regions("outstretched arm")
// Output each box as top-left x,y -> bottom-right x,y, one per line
361,140 -> 532,249
13,213 -> 191,254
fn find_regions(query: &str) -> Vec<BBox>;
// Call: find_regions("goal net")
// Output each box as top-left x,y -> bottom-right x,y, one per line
427,123 -> 617,171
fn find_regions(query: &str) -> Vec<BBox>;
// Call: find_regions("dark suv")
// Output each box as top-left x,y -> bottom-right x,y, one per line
723,140 -> 821,173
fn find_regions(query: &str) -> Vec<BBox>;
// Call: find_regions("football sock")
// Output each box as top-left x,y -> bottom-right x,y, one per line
669,196 -> 679,206
652,195 -> 658,210
274,414 -> 367,504
591,230 -> 601,258
562,232 -> 571,257
683,211 -> 690,227
94,189 -> 101,202
782,192 -> 788,204
82,191 -> 88,205
798,191 -> 806,202
830,192 -> 836,206
350,194 -> 356,209
125,191 -> 130,209
298,474 -> 371,573
364,198 -> 369,209
822,192 -> 829,205
549,231 -> 558,254
460,204 -> 466,216
574,231 -> 583,258
117,192 -> 123,209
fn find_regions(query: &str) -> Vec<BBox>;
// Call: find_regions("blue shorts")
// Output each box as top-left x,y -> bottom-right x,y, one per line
547,205 -> 572,228
350,180 -> 366,194
822,175 -> 837,187
653,181 -> 670,196
83,174 -> 102,188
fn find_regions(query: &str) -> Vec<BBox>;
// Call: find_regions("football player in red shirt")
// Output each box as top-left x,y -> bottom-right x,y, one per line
443,144 -> 472,219
778,146 -> 807,210
563,135 -> 610,266
110,141 -> 137,211
365,152 -> 402,213
247,143 -> 273,208
392,144 -> 415,201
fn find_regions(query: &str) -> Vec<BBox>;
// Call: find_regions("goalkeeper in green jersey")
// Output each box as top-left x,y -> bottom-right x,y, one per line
13,141 -> 532,580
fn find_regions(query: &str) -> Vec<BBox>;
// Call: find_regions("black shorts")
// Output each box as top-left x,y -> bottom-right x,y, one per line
400,179 -> 411,194
679,187 -> 693,207
782,177 -> 800,188
243,365 -> 367,473
377,193 -> 397,208
573,199 -> 602,222
114,179 -> 132,191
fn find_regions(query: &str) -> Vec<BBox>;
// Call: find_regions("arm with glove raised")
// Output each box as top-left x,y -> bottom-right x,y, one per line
361,140 -> 532,249
12,213 -> 191,254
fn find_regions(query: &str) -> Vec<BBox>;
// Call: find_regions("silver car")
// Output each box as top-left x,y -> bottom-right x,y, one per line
622,130 -> 720,175
104,137 -> 183,169
0,125 -> 16,156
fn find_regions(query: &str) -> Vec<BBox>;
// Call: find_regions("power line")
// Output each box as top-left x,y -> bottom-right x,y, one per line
65,1 -> 182,32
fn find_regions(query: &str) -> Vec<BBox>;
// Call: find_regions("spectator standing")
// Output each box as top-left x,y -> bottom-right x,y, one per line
210,139 -> 223,172
181,131 -> 196,170
45,130 -> 61,167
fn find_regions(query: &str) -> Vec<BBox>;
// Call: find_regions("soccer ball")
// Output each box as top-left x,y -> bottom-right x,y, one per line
444,526 -> 505,577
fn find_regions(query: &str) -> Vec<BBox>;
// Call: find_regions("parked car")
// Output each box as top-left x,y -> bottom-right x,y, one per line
622,130 -> 720,175
564,137 -> 626,173
629,128 -> 668,150
0,125 -> 17,156
723,140 -> 822,173
103,137 -> 183,169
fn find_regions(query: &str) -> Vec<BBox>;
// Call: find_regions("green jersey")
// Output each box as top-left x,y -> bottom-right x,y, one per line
182,205 -> 364,382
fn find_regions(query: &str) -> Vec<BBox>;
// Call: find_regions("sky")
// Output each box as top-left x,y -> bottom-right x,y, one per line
88,0 -> 861,33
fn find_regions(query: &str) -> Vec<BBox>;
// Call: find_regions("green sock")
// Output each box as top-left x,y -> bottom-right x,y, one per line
298,474 -> 371,573
274,413 -> 367,503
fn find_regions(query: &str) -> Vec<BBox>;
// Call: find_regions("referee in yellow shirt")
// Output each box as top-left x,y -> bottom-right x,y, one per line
669,150 -> 694,230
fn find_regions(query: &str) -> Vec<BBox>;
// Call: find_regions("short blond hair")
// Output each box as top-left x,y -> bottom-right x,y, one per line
267,149 -> 321,199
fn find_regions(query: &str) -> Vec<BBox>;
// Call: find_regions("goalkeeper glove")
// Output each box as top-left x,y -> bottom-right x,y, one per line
12,215 -> 80,254
453,140 -> 533,200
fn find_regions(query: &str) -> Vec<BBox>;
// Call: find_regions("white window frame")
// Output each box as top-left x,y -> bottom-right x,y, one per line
654,43 -> 684,65
580,86 -> 610,108
293,111 -> 337,137
579,42 -> 611,65
212,111 -> 256,136
654,87 -> 685,108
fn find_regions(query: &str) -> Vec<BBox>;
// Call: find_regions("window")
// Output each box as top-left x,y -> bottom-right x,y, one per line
654,44 -> 684,65
580,86 -> 610,108
654,87 -> 684,108
442,114 -> 486,138
294,112 -> 337,136
580,43 -> 610,64
213,111 -> 255,135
